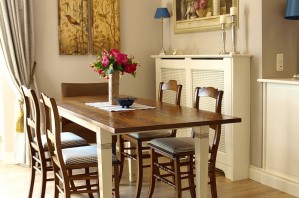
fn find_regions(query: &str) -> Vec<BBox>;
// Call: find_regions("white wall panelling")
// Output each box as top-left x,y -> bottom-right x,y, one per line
251,79 -> 299,197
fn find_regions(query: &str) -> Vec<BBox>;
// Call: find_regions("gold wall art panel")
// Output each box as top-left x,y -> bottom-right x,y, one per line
58,0 -> 89,55
58,0 -> 120,55
91,0 -> 120,54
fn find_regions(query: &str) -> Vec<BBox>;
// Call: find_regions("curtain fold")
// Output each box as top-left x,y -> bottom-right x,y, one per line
0,0 -> 36,165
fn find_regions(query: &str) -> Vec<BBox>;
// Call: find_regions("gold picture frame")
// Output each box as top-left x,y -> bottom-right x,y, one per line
173,0 -> 238,33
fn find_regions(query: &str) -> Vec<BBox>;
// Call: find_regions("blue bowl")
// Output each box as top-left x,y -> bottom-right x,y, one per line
115,97 -> 136,108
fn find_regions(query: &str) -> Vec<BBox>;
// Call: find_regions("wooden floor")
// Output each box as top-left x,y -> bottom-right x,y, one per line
0,161 -> 295,198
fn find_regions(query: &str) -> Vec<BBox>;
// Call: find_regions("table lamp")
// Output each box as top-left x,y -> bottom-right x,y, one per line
154,8 -> 170,55
285,0 -> 299,19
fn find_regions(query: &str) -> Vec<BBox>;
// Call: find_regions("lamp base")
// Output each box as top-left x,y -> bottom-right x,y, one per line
219,51 -> 229,55
159,48 -> 166,55
229,51 -> 240,55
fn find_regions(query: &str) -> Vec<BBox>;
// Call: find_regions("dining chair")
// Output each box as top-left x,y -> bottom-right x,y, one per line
147,87 -> 224,198
41,92 -> 120,198
21,85 -> 90,198
118,80 -> 182,198
61,82 -> 108,144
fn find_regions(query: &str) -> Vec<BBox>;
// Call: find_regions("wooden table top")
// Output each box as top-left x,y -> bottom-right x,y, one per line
57,95 -> 241,134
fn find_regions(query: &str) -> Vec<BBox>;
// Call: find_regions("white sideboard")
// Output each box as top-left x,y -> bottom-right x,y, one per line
251,79 -> 299,197
152,54 -> 251,181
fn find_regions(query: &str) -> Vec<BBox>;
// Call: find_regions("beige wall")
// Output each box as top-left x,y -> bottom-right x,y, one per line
162,0 -> 298,167
34,0 -> 161,100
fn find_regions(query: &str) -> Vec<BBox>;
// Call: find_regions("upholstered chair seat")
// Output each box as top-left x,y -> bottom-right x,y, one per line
150,137 -> 194,154
128,130 -> 172,139
36,132 -> 88,150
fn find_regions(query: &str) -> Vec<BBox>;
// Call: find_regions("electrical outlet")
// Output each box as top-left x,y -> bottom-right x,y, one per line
276,53 -> 283,71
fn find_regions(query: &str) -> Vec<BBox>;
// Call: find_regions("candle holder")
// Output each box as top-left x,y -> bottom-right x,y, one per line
219,23 -> 228,55
230,15 -> 240,54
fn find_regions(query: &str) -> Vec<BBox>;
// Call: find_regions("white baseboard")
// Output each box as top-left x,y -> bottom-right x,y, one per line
249,166 -> 299,197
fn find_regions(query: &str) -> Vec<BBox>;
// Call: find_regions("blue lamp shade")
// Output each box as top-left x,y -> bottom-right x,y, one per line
154,8 -> 170,19
285,0 -> 299,20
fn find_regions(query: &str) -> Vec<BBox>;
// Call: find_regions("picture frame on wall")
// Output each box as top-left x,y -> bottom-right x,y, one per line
173,0 -> 238,33
58,0 -> 120,55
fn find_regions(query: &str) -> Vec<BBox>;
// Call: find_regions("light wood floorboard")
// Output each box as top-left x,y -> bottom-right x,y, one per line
0,161 -> 295,198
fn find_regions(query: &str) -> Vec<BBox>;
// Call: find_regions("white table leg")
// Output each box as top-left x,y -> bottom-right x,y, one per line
96,127 -> 112,198
193,126 -> 209,198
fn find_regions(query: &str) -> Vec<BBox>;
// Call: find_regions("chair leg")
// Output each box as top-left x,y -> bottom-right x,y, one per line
28,164 -> 36,198
54,176 -> 59,198
187,156 -> 196,198
209,164 -> 218,198
174,157 -> 182,198
85,168 -> 94,198
147,148 -> 156,198
68,169 -> 76,192
118,135 -> 125,181
113,165 -> 120,198
40,165 -> 47,198
135,141 -> 143,198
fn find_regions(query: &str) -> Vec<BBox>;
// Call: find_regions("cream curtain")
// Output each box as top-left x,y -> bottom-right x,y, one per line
0,0 -> 37,165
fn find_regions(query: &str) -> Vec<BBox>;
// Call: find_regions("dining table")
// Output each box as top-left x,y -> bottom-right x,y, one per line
57,95 -> 241,198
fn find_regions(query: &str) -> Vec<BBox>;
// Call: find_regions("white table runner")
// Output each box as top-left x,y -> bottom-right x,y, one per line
85,102 -> 155,112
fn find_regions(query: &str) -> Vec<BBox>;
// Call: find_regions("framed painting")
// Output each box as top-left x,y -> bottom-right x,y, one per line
58,0 -> 89,55
173,0 -> 238,33
91,0 -> 120,54
58,0 -> 120,55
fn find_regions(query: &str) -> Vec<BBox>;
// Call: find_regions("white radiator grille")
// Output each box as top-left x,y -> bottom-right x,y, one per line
161,68 -> 187,106
191,70 -> 226,153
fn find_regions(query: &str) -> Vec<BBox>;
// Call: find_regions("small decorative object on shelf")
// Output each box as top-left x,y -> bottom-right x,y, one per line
115,97 -> 137,108
90,49 -> 139,105
230,7 -> 240,54
219,15 -> 228,55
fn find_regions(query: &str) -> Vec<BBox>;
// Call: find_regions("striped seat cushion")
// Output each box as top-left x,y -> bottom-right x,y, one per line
62,145 -> 98,165
150,137 -> 194,154
128,130 -> 172,139
36,132 -> 88,150
62,145 -> 120,165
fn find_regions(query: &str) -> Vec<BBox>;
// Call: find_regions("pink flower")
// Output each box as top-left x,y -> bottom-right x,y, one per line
101,55 -> 109,67
110,49 -> 120,57
124,63 -> 137,74
116,53 -> 128,65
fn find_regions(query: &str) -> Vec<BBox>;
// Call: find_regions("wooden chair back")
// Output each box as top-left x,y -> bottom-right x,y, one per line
61,82 -> 108,97
21,86 -> 43,154
61,82 -> 109,144
193,87 -> 224,198
159,80 -> 182,137
158,80 -> 182,105
40,93 -> 65,172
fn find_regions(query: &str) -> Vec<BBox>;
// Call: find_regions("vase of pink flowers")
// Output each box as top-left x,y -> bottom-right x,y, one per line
90,49 -> 139,105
